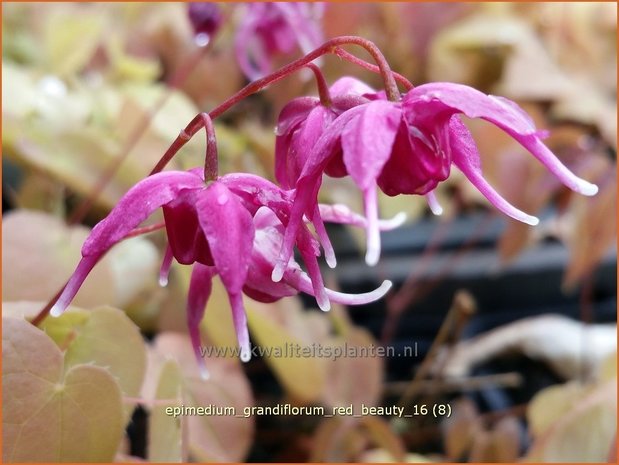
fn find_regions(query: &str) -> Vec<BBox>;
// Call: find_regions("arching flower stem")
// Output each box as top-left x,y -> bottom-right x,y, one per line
150,36 -> 401,174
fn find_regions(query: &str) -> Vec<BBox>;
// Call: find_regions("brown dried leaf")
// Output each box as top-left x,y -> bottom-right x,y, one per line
322,327 -> 384,409
563,172 -> 617,289
360,416 -> 406,462
442,397 -> 483,460
310,417 -> 366,463
525,377 -> 617,462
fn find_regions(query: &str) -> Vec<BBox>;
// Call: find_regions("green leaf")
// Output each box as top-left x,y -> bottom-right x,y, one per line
148,359 -> 185,462
2,317 -> 124,462
57,307 -> 147,421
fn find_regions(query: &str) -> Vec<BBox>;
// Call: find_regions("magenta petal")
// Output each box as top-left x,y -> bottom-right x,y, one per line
404,83 -> 598,196
296,224 -> 330,311
309,204 -> 336,268
50,256 -> 99,317
276,97 -> 319,136
82,171 -> 203,256
197,182 -> 255,359
272,188 -> 307,282
329,76 -> 376,97
277,105 -> 336,189
449,117 -> 539,225
341,101 -> 401,189
159,244 -> 174,287
187,263 -> 215,379
197,182 -> 254,293
275,2 -> 324,55
275,108 -> 364,280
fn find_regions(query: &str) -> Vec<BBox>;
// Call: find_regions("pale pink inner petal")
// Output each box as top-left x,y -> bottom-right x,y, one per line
363,183 -> 381,266
287,267 -> 393,308
229,293 -> 251,362
317,204 -> 406,231
425,190 -> 444,216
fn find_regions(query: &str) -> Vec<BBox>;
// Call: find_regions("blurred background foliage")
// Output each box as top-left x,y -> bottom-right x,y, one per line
2,2 -> 616,463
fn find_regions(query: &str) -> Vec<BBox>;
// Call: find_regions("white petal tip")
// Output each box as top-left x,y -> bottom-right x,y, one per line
379,212 -> 407,230
391,211 -> 408,226
271,266 -> 284,283
524,216 -> 540,226
50,305 -> 64,318
430,205 -> 444,216
365,249 -> 380,267
580,183 -> 598,196
326,255 -> 337,269
318,299 -> 331,312
158,277 -> 168,287
240,350 -> 251,363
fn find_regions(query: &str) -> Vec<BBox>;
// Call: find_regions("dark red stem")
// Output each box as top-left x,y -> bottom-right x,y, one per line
334,47 -> 414,91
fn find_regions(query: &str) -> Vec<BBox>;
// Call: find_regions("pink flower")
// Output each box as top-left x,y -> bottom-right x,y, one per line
235,2 -> 325,80
50,169 -> 392,377
275,77 -> 375,189
274,77 -> 389,270
273,82 -> 598,276
187,3 -> 223,45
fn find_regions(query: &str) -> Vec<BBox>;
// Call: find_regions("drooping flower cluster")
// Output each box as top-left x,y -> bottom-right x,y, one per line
50,169 -> 394,377
234,2 -> 325,80
50,31 -> 599,377
272,79 -> 599,278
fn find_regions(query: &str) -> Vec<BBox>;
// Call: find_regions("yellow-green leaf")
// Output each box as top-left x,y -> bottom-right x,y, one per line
2,317 -> 124,462
148,359 -> 185,462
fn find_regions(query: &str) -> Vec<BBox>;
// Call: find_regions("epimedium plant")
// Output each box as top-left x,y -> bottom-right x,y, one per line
43,25 -> 596,379
3,3 -> 604,463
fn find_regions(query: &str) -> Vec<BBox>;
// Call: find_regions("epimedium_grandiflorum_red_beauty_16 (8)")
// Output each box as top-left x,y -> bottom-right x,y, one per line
41,29 -> 598,377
